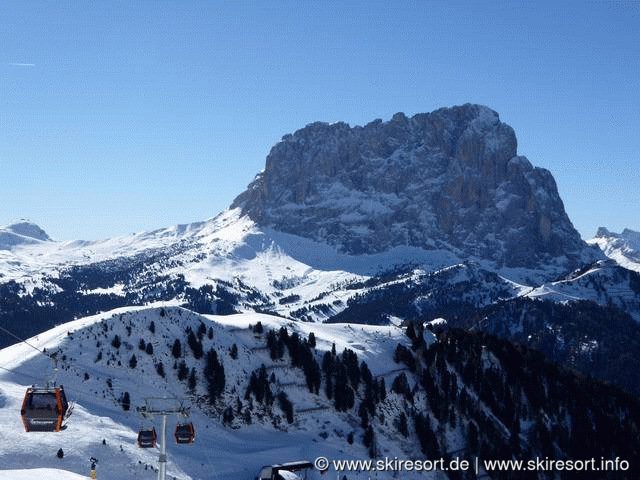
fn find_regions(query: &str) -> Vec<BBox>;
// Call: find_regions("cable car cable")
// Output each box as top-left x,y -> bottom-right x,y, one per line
0,364 -> 45,382
0,324 -> 55,360
0,323 -> 74,432
2,320 -> 199,437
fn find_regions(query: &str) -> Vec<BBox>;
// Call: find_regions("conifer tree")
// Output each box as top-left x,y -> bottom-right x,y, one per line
171,339 -> 182,358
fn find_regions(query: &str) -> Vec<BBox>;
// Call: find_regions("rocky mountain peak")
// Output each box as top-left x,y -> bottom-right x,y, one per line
591,227 -> 640,271
232,104 -> 594,269
595,227 -> 613,238
594,227 -> 640,250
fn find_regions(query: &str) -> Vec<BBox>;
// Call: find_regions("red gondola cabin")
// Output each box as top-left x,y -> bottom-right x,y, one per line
21,385 -> 69,432
137,427 -> 157,448
174,422 -> 195,444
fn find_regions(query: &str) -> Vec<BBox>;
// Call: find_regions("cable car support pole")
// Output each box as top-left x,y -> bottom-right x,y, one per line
159,413 -> 167,480
138,399 -> 190,480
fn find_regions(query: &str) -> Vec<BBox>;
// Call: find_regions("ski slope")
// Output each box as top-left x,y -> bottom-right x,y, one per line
0,306 -> 436,480
0,468 -> 89,480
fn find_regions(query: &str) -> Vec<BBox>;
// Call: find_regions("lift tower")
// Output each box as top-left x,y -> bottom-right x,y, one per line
138,398 -> 191,480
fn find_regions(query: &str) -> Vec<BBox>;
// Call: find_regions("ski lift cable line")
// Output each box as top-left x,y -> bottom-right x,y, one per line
0,321 -> 131,399
58,355 -> 196,417
0,321 -> 196,422
51,352 -> 196,414
0,364 -> 45,382
0,322 -> 120,409
0,324 -> 55,360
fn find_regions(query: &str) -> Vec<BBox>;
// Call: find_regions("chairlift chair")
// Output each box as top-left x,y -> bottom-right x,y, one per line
137,427 -> 157,448
20,385 -> 70,432
174,422 -> 195,444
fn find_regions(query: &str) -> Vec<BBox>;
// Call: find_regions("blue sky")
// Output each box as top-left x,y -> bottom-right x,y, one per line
1,1 -> 638,240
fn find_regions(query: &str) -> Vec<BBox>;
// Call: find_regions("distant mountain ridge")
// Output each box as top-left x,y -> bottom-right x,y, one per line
590,227 -> 640,272
0,220 -> 51,249
232,104 -> 599,269
1,105 -> 639,400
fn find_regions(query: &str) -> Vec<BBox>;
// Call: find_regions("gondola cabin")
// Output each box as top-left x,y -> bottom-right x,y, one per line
137,428 -> 157,448
20,385 -> 69,432
174,422 -> 195,444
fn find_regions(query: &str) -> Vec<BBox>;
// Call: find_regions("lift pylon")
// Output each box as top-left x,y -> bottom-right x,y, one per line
137,398 -> 191,480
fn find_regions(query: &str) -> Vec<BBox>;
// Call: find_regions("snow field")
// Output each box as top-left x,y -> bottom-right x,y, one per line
0,306 -> 443,480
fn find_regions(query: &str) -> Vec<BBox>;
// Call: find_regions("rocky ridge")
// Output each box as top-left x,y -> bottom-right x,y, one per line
232,104 -> 598,269
590,227 -> 640,272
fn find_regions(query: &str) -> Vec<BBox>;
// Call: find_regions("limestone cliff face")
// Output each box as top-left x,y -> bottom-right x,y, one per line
232,104 -> 592,268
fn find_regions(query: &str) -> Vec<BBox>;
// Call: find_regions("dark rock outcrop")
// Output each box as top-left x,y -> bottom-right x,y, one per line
232,104 -> 595,269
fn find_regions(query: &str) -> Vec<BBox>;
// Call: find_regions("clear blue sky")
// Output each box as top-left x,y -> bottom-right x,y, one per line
1,1 -> 638,241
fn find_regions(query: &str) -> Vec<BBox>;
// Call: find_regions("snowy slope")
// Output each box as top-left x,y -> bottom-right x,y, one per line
0,208 -> 461,312
0,468 -> 89,480
521,260 -> 640,322
0,306 -> 435,480
0,220 -> 52,250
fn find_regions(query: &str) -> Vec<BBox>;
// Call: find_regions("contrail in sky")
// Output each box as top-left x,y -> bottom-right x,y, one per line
7,63 -> 36,67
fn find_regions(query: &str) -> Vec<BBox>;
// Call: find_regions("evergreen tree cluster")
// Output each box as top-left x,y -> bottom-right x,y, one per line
266,327 -> 321,393
183,282 -> 242,315
177,360 -> 188,381
253,328 -> 387,431
171,339 -> 182,359
321,346 -> 384,418
409,328 -> 640,479
120,391 -> 131,411
186,328 -> 204,359
164,325 -> 225,404
393,343 -> 416,372
326,263 -> 640,398
198,320 -> 639,478
245,364 -> 274,405
467,298 -> 640,396
390,372 -> 412,402
204,348 -> 225,404
322,348 -> 355,412
277,392 -> 294,424
413,413 -> 440,460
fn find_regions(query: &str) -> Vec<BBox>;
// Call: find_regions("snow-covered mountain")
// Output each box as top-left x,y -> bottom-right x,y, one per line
0,306 -> 410,479
1,104 -> 639,429
2,208 -> 635,338
232,104 -> 600,270
2,306 -> 639,480
0,220 -> 52,250
589,227 -> 640,272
